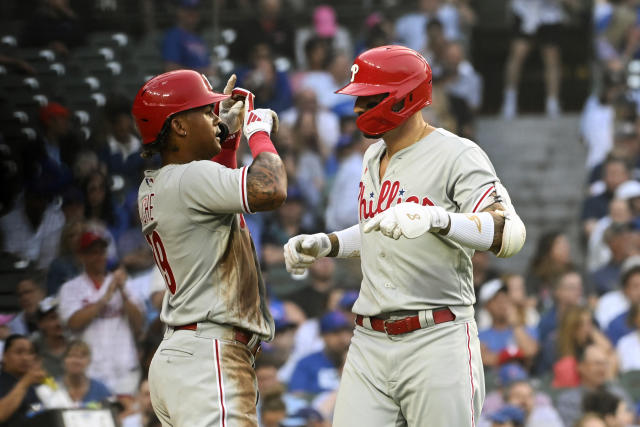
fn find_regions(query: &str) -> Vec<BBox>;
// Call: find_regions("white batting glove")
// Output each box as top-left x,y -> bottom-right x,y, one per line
243,91 -> 279,139
217,75 -> 250,134
284,233 -> 331,275
363,203 -> 450,239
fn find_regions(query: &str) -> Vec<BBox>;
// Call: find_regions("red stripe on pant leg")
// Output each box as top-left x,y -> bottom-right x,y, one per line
466,323 -> 475,426
215,339 -> 227,427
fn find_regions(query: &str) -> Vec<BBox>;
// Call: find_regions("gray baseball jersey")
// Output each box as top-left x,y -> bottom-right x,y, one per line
138,160 -> 274,340
354,128 -> 498,316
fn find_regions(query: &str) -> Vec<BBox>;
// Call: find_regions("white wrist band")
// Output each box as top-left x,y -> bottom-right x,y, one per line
335,224 -> 361,258
445,212 -> 494,251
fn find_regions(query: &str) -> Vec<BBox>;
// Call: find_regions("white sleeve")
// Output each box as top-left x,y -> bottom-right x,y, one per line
58,281 -> 83,324
180,160 -> 250,214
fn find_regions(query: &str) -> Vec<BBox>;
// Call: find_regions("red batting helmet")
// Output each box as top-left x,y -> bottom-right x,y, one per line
335,45 -> 432,135
132,70 -> 229,144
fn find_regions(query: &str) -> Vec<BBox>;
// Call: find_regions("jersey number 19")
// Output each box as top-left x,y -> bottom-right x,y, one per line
146,230 -> 177,294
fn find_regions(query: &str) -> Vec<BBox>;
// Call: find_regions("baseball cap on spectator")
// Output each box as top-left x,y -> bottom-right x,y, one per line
314,6 -> 338,37
270,300 -> 296,333
320,310 -> 351,334
615,180 -> 640,200
488,405 -> 525,425
39,102 -> 69,125
79,229 -> 109,251
281,407 -> 325,426
498,363 -> 528,386
479,279 -> 506,305
37,296 -> 58,320
338,291 -> 359,311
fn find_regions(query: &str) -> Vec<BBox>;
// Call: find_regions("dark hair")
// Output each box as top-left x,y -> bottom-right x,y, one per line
81,169 -> 116,226
628,303 -> 640,328
621,265 -> 640,289
140,118 -> 173,159
3,334 -> 30,356
582,389 -> 621,418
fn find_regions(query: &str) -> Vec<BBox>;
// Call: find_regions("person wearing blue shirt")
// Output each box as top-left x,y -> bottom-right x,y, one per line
57,340 -> 112,407
162,0 -> 212,74
478,280 -> 539,369
605,267 -> 640,344
288,311 -> 353,395
0,335 -> 45,427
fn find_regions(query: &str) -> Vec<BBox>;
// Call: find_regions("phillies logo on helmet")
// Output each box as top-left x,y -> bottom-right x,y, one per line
350,64 -> 359,83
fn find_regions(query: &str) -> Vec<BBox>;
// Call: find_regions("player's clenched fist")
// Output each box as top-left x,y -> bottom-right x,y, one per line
284,233 -> 331,275
363,203 -> 450,239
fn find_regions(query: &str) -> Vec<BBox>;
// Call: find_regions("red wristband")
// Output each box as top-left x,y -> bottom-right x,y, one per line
212,131 -> 241,168
248,131 -> 278,157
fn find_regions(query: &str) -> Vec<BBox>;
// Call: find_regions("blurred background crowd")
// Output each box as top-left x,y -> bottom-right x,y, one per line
2,0 -> 640,426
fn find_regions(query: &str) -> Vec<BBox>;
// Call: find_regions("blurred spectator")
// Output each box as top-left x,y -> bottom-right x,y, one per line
52,340 -> 112,407
582,389 -> 635,427
537,269 -> 584,346
487,404 -> 526,427
82,170 -> 127,246
36,102 -> 81,174
21,0 -> 84,56
583,156 -> 632,236
550,306 -> 615,388
9,276 -> 45,336
478,280 -> 539,368
527,231 -> 573,308
98,94 -> 146,192
289,113 -> 326,213
255,352 -> 283,398
355,12 -> 394,54
294,5 -> 353,70
32,297 -> 67,378
265,300 -> 299,374
616,180 -> 640,222
394,0 -> 470,53
596,259 -> 640,330
46,219 -> 84,296
289,311 -> 352,395
285,258 -> 336,319
325,133 -> 368,231
500,0 -> 578,118
440,40 -> 482,139
506,380 -> 564,427
587,198 -> 633,273
162,0 -> 212,75
555,344 -> 632,427
581,71 -> 626,171
594,0 -> 640,74
0,170 -> 66,270
281,89 -> 340,159
473,251 -> 500,293
0,334 -> 45,426
606,264 -> 640,345
235,43 -> 294,113
121,379 -> 160,427
421,19 -> 448,77
58,228 -> 144,395
615,303 -> 640,372
282,406 -> 328,427
301,51 -> 353,115
504,273 -> 539,329
233,0 -> 295,63
116,192 -> 154,275
590,223 -> 636,296
260,386 -> 288,427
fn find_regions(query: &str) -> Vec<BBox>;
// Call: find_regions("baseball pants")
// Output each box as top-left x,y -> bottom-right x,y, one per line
333,306 -> 485,427
149,323 -> 259,427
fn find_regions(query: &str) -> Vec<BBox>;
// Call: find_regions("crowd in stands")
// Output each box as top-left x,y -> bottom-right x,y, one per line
1,0 -> 640,426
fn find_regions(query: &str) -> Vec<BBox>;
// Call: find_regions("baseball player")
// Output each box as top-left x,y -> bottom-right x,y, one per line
132,69 -> 286,427
284,46 -> 526,427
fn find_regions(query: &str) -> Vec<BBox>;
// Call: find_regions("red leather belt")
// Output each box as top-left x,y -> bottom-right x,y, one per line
355,307 -> 455,335
174,323 -> 261,356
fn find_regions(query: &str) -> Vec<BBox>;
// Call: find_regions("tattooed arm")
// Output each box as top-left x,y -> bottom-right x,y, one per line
246,152 -> 287,212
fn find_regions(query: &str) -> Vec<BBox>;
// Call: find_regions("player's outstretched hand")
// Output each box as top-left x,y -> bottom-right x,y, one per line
284,233 -> 331,275
218,74 -> 251,134
243,91 -> 279,139
363,203 -> 450,239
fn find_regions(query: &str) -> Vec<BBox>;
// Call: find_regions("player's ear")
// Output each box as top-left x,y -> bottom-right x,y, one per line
170,115 -> 189,138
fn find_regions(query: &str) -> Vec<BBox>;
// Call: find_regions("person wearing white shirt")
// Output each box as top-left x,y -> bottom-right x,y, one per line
616,303 -> 640,373
58,228 -> 144,396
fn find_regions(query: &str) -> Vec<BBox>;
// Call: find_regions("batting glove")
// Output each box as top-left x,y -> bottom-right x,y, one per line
217,74 -> 250,134
284,233 -> 331,275
363,203 -> 450,239
243,91 -> 279,139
